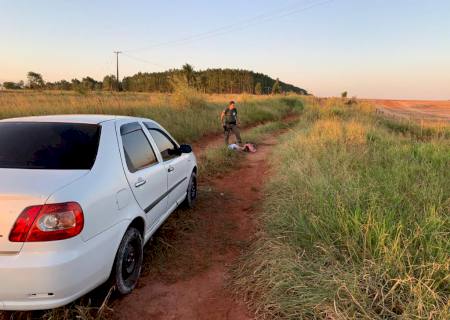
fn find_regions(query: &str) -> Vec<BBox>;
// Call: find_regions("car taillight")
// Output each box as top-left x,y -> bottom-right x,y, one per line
9,202 -> 84,242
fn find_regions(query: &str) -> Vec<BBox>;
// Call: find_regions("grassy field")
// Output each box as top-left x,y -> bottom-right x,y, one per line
0,91 -> 303,320
233,98 -> 450,319
0,90 -> 299,143
2,91 -> 448,319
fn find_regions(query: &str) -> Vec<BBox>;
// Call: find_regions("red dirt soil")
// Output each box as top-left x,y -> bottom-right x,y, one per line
369,99 -> 450,121
112,131 -> 280,319
192,113 -> 299,155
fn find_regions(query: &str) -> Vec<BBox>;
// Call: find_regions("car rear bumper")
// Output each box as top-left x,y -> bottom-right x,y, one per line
0,222 -> 126,311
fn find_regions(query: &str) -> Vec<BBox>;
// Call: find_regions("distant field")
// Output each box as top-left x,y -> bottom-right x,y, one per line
370,99 -> 450,121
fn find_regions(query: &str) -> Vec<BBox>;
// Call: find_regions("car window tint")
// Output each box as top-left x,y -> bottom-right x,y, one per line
121,126 -> 157,173
148,129 -> 178,161
0,122 -> 100,169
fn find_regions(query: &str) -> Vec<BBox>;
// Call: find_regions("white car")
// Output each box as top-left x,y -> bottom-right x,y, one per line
0,115 -> 198,311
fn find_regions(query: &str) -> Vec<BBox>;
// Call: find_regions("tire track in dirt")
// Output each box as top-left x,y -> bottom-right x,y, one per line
112,126 -> 283,319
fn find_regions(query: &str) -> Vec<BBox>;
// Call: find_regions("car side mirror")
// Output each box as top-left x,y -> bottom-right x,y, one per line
179,144 -> 192,154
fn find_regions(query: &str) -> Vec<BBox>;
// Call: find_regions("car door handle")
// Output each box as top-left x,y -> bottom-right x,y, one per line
168,166 -> 175,173
135,179 -> 147,188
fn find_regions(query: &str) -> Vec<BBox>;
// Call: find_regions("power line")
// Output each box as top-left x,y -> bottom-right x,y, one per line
174,0 -> 334,48
124,1 -> 306,53
113,0 -> 335,76
194,0 -> 335,44
121,52 -> 167,69
123,0 -> 334,53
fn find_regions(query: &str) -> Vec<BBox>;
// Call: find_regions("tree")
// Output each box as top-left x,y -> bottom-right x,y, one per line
102,75 -> 117,91
341,91 -> 348,98
254,82 -> 262,95
27,67 -> 309,95
3,81 -> 23,89
45,82 -> 55,90
199,74 -> 208,93
81,76 -> 98,91
70,78 -> 81,90
57,80 -> 72,90
182,63 -> 194,86
121,77 -> 130,91
119,68 -> 308,94
27,71 -> 45,89
272,78 -> 281,94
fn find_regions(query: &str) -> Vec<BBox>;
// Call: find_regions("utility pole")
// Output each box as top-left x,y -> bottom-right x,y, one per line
113,51 -> 122,91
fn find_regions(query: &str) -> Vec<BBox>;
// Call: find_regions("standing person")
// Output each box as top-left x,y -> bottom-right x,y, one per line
221,100 -> 242,145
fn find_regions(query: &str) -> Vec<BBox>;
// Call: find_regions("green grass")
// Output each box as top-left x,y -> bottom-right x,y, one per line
233,99 -> 450,319
377,116 -> 450,140
200,146 -> 242,178
0,92 -> 303,320
243,121 -> 291,144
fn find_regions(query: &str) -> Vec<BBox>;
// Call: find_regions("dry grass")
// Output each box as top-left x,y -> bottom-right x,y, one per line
308,119 -> 367,146
0,91 -> 303,320
0,90 -> 301,143
232,99 -> 450,319
0,90 -> 285,115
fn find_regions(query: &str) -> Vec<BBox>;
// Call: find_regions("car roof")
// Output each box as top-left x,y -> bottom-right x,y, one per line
0,114 -> 142,125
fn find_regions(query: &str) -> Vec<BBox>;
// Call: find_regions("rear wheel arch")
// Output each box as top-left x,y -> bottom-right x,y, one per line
108,218 -> 145,277
108,219 -> 145,294
110,226 -> 143,295
128,217 -> 145,238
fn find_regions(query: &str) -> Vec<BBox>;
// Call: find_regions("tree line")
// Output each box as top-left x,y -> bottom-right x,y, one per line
2,72 -> 116,92
2,65 -> 308,95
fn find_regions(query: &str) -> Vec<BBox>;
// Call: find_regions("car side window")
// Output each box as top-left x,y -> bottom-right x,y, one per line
148,129 -> 178,162
121,123 -> 158,173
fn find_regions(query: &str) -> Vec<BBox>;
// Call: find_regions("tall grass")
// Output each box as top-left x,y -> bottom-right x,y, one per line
0,90 -> 302,143
378,116 -> 450,140
0,91 -> 303,320
233,99 -> 450,319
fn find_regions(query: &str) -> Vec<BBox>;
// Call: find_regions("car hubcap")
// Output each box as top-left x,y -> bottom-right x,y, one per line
123,242 -> 137,278
190,178 -> 197,200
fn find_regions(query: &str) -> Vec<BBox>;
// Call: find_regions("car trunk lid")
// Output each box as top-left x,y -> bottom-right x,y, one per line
0,169 -> 87,253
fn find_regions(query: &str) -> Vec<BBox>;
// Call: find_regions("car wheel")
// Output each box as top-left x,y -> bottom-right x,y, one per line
183,171 -> 197,209
112,227 -> 143,295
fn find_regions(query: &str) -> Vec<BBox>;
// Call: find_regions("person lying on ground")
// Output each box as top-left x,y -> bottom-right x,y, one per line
228,143 -> 256,153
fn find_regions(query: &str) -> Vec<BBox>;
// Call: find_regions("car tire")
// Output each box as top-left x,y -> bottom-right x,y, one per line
112,227 -> 143,295
183,171 -> 197,209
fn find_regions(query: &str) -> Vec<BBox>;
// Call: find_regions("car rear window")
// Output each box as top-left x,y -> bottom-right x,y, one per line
0,122 -> 101,169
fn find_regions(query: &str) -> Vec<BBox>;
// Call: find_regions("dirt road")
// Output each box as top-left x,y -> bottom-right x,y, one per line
369,99 -> 450,122
112,128 -> 280,319
0,119 -> 290,320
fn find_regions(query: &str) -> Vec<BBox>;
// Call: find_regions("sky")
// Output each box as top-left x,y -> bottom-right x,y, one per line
1,0 -> 449,99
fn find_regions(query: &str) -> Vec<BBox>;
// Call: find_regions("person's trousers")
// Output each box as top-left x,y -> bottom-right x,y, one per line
224,124 -> 242,145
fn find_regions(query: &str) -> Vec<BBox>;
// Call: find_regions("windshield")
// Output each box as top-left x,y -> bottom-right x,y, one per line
0,122 -> 101,169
